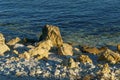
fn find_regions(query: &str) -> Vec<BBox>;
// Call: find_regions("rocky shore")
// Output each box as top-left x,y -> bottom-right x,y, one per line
0,25 -> 120,80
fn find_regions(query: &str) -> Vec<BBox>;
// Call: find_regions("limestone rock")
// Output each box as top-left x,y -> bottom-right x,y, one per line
19,51 -> 30,60
58,43 -> 73,56
117,44 -> 120,52
62,58 -> 78,68
29,40 -> 53,60
0,33 -> 10,55
81,46 -> 106,55
78,55 -> 92,64
98,49 -> 120,64
39,25 -> 63,47
7,37 -> 21,46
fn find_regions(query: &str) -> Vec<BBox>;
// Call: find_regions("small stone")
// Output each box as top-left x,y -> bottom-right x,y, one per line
13,50 -> 19,54
117,44 -> 120,52
54,69 -> 60,76
58,43 -> 73,56
78,55 -> 92,64
19,51 -> 30,60
7,37 -> 21,46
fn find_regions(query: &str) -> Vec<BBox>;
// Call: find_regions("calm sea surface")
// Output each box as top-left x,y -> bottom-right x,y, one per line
0,0 -> 120,46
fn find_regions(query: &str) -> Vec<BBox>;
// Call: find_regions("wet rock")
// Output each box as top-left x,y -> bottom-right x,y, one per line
98,48 -> 120,64
0,33 -> 10,56
78,55 -> 92,64
19,51 -> 30,60
62,58 -> 78,68
58,43 -> 73,56
39,25 -> 63,47
7,37 -> 21,46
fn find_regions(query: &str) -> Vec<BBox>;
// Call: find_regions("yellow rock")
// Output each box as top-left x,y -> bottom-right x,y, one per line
39,25 -> 63,47
62,58 -> 78,68
7,37 -> 21,46
78,55 -> 92,64
13,50 -> 19,54
19,51 -> 30,60
101,63 -> 111,74
98,49 -> 120,64
0,33 -> 10,56
58,43 -> 73,56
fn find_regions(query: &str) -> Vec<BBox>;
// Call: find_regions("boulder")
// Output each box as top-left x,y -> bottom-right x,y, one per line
78,55 -> 92,64
7,37 -> 21,46
39,25 -> 63,47
0,33 -> 10,55
98,48 -> 120,64
58,43 -> 73,56
28,40 -> 53,60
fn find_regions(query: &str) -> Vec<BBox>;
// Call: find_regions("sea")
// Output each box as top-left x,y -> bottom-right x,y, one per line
0,0 -> 120,46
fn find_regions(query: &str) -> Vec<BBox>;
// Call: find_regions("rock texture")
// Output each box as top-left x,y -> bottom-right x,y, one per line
39,25 -> 63,47
21,40 -> 53,60
78,55 -> 92,64
58,43 -> 73,56
81,46 -> 106,55
98,49 -> 120,64
62,58 -> 78,68
7,37 -> 21,46
117,44 -> 120,52
0,33 -> 10,55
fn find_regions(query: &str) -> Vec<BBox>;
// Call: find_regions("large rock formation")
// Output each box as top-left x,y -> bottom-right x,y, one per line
98,48 -> 120,64
58,43 -> 73,56
39,25 -> 63,47
0,33 -> 10,55
7,37 -> 21,46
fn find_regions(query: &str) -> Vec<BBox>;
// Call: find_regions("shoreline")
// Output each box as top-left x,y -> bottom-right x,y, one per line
0,25 -> 120,80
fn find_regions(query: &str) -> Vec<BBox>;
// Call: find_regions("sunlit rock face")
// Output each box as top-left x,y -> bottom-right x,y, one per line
39,25 -> 63,47
7,37 -> 21,46
0,33 -> 10,56
58,43 -> 73,56
98,48 -> 120,64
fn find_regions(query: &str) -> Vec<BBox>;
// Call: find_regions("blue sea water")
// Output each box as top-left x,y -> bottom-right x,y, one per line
0,0 -> 120,46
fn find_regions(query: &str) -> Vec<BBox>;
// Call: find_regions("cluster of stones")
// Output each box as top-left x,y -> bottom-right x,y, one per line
0,24 -> 120,79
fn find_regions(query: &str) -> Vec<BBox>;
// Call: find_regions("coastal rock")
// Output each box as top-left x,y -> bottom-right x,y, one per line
117,44 -> 120,52
0,33 -> 10,55
62,58 -> 78,68
78,55 -> 92,64
29,40 -> 53,60
96,63 -> 113,80
39,25 -> 63,47
58,43 -> 73,56
19,51 -> 30,60
98,48 -> 120,64
81,46 -> 106,55
7,37 -> 21,46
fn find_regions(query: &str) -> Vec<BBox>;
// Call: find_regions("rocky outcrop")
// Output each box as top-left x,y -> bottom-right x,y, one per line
0,33 -> 10,55
98,48 -> 120,64
39,25 -> 63,47
78,55 -> 92,64
7,37 -> 21,46
58,43 -> 73,56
